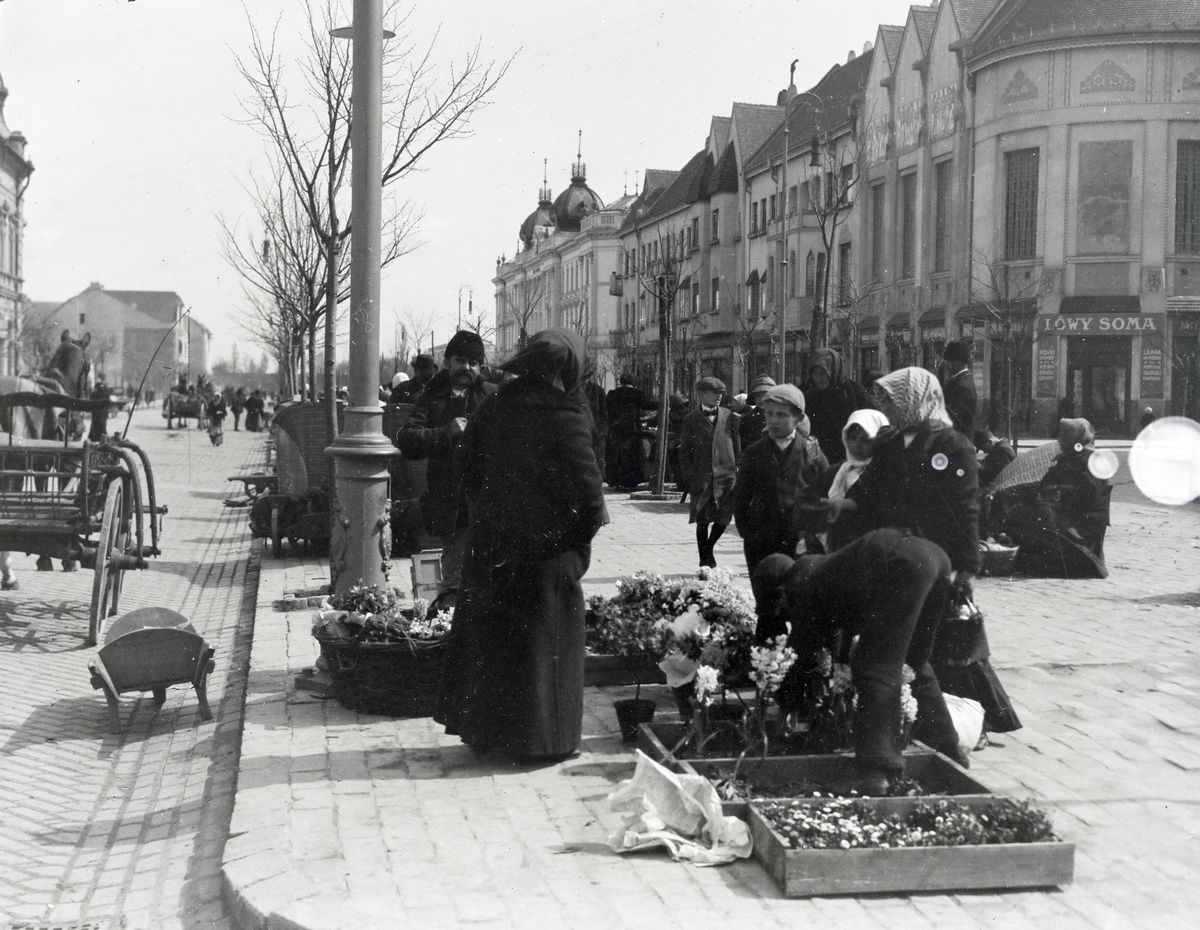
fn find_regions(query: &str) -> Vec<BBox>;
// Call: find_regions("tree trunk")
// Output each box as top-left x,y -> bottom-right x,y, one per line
653,306 -> 671,496
323,233 -> 338,442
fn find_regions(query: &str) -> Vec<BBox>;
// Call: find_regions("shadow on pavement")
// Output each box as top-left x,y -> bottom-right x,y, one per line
0,599 -> 91,653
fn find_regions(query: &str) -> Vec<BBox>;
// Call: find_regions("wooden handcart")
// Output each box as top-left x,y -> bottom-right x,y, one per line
0,393 -> 166,645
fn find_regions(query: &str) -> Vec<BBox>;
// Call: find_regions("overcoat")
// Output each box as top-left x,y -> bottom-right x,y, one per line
734,433 -> 829,570
941,367 -> 978,437
396,370 -> 494,537
677,405 -> 740,524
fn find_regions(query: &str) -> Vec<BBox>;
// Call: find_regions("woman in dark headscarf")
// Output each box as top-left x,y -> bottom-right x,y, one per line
1006,418 -> 1111,579
799,347 -> 874,465
435,328 -> 607,762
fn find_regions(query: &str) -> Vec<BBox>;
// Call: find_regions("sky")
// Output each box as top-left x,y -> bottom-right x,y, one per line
0,0 -> 908,367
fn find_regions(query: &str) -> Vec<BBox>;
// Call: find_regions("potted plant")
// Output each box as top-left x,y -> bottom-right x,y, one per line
311,582 -> 452,717
586,596 -> 663,742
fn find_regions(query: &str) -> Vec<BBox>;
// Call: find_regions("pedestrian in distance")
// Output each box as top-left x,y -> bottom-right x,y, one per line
581,362 -> 608,477
244,389 -> 265,432
798,347 -> 875,465
206,391 -> 227,446
390,354 -> 438,404
606,372 -> 656,490
677,376 -> 741,568
751,528 -> 972,795
230,387 -> 246,431
738,374 -> 776,449
396,331 -> 494,612
435,327 -> 606,763
733,383 -> 829,576
1139,406 -> 1157,429
939,338 -> 978,437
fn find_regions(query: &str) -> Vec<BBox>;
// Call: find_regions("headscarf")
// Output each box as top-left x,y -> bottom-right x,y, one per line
873,366 -> 953,432
827,408 -> 890,502
1057,417 -> 1096,455
807,347 -> 844,386
499,327 -> 586,394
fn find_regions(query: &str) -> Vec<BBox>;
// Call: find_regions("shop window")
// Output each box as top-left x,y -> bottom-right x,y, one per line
1004,148 -> 1039,260
900,172 -> 917,278
934,159 -> 952,272
1175,140 -> 1200,254
1077,141 -> 1132,255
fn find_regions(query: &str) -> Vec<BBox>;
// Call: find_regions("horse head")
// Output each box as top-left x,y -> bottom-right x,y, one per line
43,333 -> 91,399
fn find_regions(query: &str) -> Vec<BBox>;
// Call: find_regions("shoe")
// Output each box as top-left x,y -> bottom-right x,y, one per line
1,579 -> 17,591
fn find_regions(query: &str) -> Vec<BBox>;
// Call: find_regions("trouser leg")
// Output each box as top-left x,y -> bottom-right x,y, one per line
437,525 -> 470,598
696,522 -> 710,564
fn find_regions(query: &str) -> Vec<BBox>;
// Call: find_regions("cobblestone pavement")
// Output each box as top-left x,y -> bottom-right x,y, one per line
0,408 -> 261,930
226,444 -> 1200,929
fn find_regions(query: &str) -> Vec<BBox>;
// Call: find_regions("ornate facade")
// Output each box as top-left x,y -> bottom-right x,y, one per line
0,73 -> 32,377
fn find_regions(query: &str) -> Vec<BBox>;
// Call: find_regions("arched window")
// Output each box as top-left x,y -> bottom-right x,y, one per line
805,251 -> 816,296
788,250 -> 797,297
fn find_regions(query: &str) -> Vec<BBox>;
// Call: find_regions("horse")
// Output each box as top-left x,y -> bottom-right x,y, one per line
0,332 -> 93,577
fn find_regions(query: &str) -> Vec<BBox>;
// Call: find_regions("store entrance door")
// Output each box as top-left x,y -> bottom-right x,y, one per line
1066,336 -> 1130,437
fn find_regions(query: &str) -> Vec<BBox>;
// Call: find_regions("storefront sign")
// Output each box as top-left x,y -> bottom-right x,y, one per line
1140,333 -> 1165,398
1036,344 -> 1058,396
1040,313 -> 1164,334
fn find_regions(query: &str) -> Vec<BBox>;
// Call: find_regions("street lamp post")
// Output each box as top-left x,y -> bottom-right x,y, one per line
326,0 -> 398,594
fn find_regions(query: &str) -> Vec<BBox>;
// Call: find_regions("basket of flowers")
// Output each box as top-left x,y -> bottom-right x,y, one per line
311,582 -> 452,717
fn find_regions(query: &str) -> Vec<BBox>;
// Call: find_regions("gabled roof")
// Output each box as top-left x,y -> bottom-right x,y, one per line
910,5 -> 939,56
103,290 -> 184,326
617,169 -> 682,233
973,0 -> 1200,57
730,102 -> 786,167
635,148 -> 709,225
878,25 -> 905,69
705,142 -> 739,197
744,48 -> 874,175
950,0 -> 1003,40
708,116 -> 732,154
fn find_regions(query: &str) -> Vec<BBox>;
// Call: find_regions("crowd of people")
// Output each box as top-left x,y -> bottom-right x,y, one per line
382,330 -> 1114,781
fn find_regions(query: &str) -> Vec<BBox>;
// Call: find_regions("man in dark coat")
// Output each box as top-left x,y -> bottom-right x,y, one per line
581,364 -> 608,475
734,384 -> 830,575
390,354 -> 439,404
678,376 -> 741,567
436,328 -> 605,761
606,372 -> 656,490
396,332 -> 494,607
939,338 -> 977,437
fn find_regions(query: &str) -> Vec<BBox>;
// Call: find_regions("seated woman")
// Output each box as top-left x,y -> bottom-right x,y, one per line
751,528 -> 969,795
1003,418 -> 1111,579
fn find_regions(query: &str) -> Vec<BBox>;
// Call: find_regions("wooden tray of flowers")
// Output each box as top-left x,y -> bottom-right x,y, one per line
748,795 -> 1074,896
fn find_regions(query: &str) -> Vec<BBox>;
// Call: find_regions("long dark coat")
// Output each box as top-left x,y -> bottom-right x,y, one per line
396,370 -> 494,537
734,433 -> 829,572
941,367 -> 978,437
1006,451 -> 1110,578
801,349 -> 875,465
677,406 -> 740,524
434,376 -> 606,757
846,424 -> 981,574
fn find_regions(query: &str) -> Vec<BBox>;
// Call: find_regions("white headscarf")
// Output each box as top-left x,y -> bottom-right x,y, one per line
828,408 -> 890,500
874,367 -> 953,432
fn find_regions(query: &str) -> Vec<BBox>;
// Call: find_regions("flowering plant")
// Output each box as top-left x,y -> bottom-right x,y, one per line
312,582 -> 451,647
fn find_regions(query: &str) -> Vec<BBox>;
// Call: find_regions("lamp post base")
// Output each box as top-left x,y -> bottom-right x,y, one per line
326,406 -> 399,594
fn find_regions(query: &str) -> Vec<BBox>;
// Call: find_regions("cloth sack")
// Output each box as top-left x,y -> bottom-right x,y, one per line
944,693 -> 985,754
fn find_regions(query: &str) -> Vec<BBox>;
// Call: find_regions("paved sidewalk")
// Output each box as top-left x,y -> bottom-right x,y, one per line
224,449 -> 1200,929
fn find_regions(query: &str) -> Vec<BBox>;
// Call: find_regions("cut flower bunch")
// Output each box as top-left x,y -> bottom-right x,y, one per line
313,582 -> 452,645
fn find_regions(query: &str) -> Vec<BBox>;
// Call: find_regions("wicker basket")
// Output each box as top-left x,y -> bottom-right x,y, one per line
315,632 -> 445,716
979,543 -> 1020,576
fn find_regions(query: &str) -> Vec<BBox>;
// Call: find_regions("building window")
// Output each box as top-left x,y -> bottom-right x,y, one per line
1004,148 -> 1039,260
751,201 -> 759,234
840,163 -> 854,206
1177,141 -> 1200,254
788,185 -> 797,215
838,242 -> 852,306
690,217 -> 700,250
691,283 -> 700,315
805,251 -> 816,296
711,276 -> 720,313
79,312 -> 87,325
767,257 -> 775,306
711,209 -> 720,243
816,252 -> 827,304
900,172 -> 917,279
870,181 -> 885,282
934,159 -> 952,273
1077,140 -> 1132,255
770,194 -> 777,223
788,249 -> 797,297
760,199 -> 767,232
750,278 -> 761,315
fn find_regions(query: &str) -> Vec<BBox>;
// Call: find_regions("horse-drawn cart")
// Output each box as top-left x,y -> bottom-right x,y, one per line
162,389 -> 209,430
0,393 -> 166,645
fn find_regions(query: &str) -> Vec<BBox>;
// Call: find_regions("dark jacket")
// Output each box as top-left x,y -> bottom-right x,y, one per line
458,378 -> 605,564
801,379 -> 875,466
978,438 -> 1016,488
846,424 -> 980,573
739,405 -> 766,448
396,370 -> 495,536
941,367 -> 977,437
606,384 -> 655,433
677,405 -> 741,524
734,433 -> 830,543
390,376 -> 434,405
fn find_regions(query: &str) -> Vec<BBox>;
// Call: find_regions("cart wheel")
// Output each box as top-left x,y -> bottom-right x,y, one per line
88,481 -> 125,646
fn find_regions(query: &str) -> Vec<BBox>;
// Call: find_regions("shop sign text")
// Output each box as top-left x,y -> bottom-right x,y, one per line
1040,314 -> 1161,334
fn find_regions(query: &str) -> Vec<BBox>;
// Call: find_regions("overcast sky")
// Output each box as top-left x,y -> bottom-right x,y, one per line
1,0 -> 905,367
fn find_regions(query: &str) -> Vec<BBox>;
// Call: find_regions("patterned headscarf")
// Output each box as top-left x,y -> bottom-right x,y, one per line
873,366 -> 953,432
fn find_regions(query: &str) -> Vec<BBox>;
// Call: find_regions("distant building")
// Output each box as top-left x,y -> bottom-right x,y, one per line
0,71 -> 33,377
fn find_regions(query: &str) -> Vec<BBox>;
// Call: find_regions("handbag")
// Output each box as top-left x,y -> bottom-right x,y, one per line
932,589 -> 1022,734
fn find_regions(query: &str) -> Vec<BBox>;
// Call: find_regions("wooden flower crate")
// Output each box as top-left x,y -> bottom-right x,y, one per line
747,797 -> 1075,897
636,721 -> 992,818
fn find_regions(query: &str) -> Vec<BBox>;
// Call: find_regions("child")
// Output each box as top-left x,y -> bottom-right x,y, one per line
677,376 -> 740,567
733,383 -> 829,575
206,392 -> 227,446
823,408 -> 889,553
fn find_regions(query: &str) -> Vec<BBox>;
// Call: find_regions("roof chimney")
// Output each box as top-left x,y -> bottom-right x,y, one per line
847,49 -> 856,63
863,40 -> 873,54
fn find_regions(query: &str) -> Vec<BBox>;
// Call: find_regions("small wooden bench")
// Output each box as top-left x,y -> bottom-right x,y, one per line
88,607 -> 216,733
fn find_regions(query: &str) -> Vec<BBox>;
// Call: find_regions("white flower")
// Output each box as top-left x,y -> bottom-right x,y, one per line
668,604 -> 709,640
658,650 -> 699,688
694,665 -> 721,706
750,634 -> 797,697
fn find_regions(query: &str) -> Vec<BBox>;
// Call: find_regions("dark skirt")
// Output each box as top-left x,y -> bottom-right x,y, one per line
1008,503 -> 1108,579
434,543 -> 590,758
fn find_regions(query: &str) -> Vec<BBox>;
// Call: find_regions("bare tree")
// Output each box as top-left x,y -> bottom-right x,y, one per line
501,272 -> 548,352
17,301 -> 60,372
727,279 -> 771,390
393,305 -> 439,363
236,0 -> 510,437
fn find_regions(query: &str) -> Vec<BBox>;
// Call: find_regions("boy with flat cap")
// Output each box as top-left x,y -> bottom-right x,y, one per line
677,376 -> 741,567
